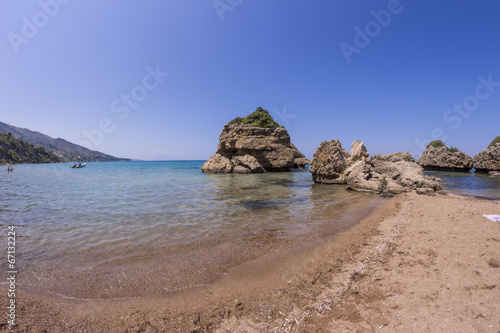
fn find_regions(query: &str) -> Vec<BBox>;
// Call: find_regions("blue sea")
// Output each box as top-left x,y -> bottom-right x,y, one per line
1,162 -> 498,299
424,170 -> 500,200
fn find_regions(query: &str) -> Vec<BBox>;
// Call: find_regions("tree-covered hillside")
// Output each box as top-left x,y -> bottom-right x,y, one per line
0,121 -> 129,162
0,132 -> 61,164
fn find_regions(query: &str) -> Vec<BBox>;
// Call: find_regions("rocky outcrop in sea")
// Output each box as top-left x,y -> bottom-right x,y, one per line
473,138 -> 500,173
310,140 -> 442,195
202,108 -> 309,173
417,141 -> 473,172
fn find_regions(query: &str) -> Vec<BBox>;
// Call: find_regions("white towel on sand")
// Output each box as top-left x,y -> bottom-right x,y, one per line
483,214 -> 500,222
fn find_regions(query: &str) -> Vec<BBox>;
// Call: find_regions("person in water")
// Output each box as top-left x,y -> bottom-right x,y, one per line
7,165 -> 13,172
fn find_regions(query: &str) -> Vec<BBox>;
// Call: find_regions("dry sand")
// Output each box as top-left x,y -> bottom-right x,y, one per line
1,192 -> 499,332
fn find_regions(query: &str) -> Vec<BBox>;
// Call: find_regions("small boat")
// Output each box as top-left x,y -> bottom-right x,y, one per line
71,162 -> 87,169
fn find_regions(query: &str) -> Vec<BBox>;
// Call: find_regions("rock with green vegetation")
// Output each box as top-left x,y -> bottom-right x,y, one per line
310,139 -> 442,196
0,132 -> 61,164
427,140 -> 460,153
428,140 -> 446,148
228,107 -> 280,128
488,136 -> 500,148
202,107 -> 309,173
417,141 -> 473,172
473,138 -> 500,173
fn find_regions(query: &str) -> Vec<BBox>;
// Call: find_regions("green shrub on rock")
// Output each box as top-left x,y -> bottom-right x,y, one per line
428,140 -> 461,153
228,107 -> 280,128
488,136 -> 500,148
428,140 -> 446,148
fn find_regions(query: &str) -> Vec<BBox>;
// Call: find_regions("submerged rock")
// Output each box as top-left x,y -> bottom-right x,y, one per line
202,107 -> 309,173
310,140 -> 442,196
473,139 -> 500,173
417,140 -> 473,172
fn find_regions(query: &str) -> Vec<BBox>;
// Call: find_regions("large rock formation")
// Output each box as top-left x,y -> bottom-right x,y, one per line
417,140 -> 473,172
473,138 -> 500,173
310,140 -> 442,195
202,108 -> 309,173
309,139 -> 350,184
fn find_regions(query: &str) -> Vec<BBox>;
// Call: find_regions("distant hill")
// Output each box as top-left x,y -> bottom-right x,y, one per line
0,132 -> 61,164
0,121 -> 129,162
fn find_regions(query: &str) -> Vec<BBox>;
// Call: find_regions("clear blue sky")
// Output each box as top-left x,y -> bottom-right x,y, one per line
1,0 -> 499,160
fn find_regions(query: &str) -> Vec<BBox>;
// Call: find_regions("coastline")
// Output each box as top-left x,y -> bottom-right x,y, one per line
1,192 -> 499,332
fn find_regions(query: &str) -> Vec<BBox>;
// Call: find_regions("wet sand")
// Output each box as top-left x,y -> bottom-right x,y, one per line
1,192 -> 499,332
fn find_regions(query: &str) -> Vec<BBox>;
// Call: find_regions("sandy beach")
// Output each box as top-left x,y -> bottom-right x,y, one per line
1,191 -> 499,332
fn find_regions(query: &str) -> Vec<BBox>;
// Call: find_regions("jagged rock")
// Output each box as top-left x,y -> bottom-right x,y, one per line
232,155 -> 265,173
349,153 -> 441,194
349,140 -> 369,163
201,153 -> 232,173
233,165 -> 252,173
290,143 -> 310,168
389,159 -> 441,191
385,180 -> 409,194
309,140 -> 349,184
202,108 -> 308,173
473,142 -> 500,173
371,152 -> 415,163
294,157 -> 310,169
310,141 -> 442,196
345,160 -> 384,193
417,141 -> 473,172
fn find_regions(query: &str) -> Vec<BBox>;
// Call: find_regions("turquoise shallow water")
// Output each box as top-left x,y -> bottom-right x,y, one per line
2,163 -> 497,272
0,161 -> 365,284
